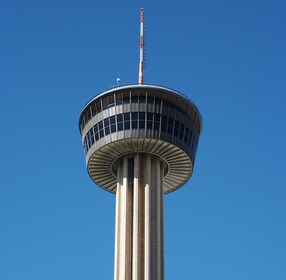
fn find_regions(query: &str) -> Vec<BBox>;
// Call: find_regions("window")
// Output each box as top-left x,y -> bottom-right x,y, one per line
174,120 -> 180,137
139,112 -> 145,129
161,115 -> 167,132
96,100 -> 102,113
162,99 -> 170,107
138,95 -> 146,103
124,113 -> 130,130
179,123 -> 185,140
110,116 -> 116,133
132,112 -> 138,129
116,93 -> 123,105
155,97 -> 162,105
168,117 -> 174,134
184,127 -> 189,143
117,114 -> 124,131
104,119 -> 110,135
131,93 -> 139,103
147,96 -> 154,104
94,131 -> 99,141
147,112 -> 153,129
154,113 -> 160,130
98,121 -> 104,138
123,92 -> 130,104
188,131 -> 193,146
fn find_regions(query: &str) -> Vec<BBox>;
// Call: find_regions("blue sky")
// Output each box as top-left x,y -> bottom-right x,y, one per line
0,0 -> 285,279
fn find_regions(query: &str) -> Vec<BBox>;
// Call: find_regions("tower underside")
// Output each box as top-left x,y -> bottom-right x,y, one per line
114,153 -> 165,280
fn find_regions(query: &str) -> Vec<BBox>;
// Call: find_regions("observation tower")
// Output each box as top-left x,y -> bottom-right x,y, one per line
79,9 -> 202,280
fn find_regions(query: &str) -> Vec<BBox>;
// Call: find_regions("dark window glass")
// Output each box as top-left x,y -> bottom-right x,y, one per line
98,121 -> 103,130
105,126 -> 110,135
95,132 -> 99,141
147,112 -> 153,120
110,116 -> 116,124
90,127 -> 94,137
124,113 -> 130,130
111,124 -> 116,133
94,124 -> 98,134
174,125 -> 179,137
169,102 -> 175,109
191,137 -> 196,151
162,99 -> 170,107
181,110 -> 187,116
102,97 -> 108,110
155,97 -> 162,105
118,122 -> 123,131
91,136 -> 95,145
154,122 -> 160,130
124,113 -> 130,121
117,114 -> 123,122
124,120 -> 130,130
147,112 -> 153,129
184,127 -> 189,142
162,115 -> 167,124
90,105 -> 94,118
179,123 -> 185,139
147,121 -> 152,129
99,129 -> 104,138
104,119 -> 109,127
131,94 -> 139,103
131,112 -> 138,120
139,121 -> 145,129
176,106 -> 182,113
116,94 -> 123,105
131,112 -> 138,129
154,113 -> 160,122
139,112 -> 145,120
161,123 -> 167,132
108,95 -> 114,107
188,131 -> 193,146
139,112 -> 145,129
168,118 -> 174,134
123,96 -> 130,104
132,120 -> 138,129
139,95 -> 146,103
87,108 -> 91,121
96,101 -> 101,113
147,96 -> 153,104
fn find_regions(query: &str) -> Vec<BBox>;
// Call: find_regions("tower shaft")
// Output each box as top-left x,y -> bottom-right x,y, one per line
114,153 -> 165,280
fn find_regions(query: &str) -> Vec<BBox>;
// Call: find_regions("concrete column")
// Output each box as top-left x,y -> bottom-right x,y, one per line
114,153 -> 165,280
144,154 -> 151,280
114,157 -> 132,280
132,153 -> 144,280
114,162 -> 121,280
150,155 -> 164,279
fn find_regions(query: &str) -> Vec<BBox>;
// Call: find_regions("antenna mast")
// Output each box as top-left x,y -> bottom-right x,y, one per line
138,8 -> 144,85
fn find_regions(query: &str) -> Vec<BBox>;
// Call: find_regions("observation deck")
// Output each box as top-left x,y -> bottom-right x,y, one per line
79,84 -> 202,194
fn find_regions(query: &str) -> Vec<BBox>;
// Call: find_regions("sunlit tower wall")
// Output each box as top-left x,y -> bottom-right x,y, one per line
79,84 -> 202,279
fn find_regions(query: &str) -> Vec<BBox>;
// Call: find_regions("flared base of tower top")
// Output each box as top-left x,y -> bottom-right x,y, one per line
114,153 -> 165,280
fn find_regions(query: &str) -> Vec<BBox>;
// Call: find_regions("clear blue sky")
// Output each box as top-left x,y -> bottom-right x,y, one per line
0,0 -> 285,279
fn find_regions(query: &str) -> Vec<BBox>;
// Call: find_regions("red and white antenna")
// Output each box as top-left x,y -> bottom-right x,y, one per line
138,8 -> 144,85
